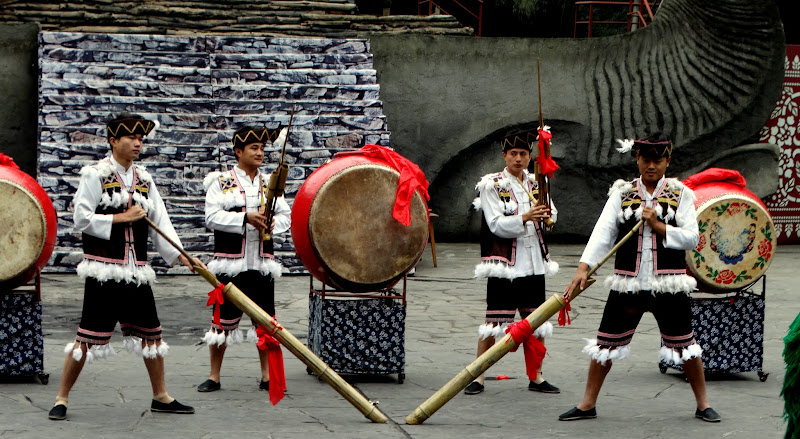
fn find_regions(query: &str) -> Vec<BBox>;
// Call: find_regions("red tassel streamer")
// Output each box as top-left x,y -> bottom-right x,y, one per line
505,320 -> 547,381
536,128 -> 560,178
205,283 -> 225,327
256,324 -> 287,406
558,300 -> 572,326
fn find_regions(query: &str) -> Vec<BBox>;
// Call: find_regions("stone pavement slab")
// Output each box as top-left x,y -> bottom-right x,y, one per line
0,243 -> 794,438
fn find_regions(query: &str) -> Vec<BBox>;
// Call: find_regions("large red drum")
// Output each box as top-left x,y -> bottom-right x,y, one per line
291,152 -> 429,292
0,158 -> 57,291
683,168 -> 775,292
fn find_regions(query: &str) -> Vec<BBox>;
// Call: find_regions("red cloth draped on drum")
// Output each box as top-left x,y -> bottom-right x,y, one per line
291,146 -> 430,292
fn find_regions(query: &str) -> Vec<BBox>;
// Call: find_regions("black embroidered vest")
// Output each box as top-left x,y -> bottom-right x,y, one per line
213,170 -> 274,258
479,172 -> 550,267
613,179 -> 687,276
82,165 -> 150,265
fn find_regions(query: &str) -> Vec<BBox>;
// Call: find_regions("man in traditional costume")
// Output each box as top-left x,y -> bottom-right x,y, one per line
464,128 -> 560,395
49,114 -> 200,420
196,125 -> 291,393
559,132 -> 720,422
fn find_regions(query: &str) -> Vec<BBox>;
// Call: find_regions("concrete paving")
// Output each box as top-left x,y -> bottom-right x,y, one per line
0,243 -> 794,438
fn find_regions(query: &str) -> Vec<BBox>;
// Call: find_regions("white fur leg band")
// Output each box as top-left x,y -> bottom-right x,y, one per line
582,338 -> 631,366
658,343 -> 703,366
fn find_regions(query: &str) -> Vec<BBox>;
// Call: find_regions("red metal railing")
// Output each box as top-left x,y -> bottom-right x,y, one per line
574,0 -> 659,38
418,0 -> 484,37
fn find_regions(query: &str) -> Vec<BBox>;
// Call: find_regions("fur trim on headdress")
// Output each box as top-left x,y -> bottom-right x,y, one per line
582,339 -> 631,365
76,259 -> 156,286
658,343 -> 702,365
615,138 -> 635,154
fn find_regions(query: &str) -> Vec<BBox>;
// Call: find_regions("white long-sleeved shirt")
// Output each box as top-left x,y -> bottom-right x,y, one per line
205,166 -> 291,275
479,168 -> 558,278
580,175 -> 699,292
73,155 -> 182,284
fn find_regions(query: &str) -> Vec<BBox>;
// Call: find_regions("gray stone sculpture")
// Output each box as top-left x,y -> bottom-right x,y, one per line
370,0 -> 786,240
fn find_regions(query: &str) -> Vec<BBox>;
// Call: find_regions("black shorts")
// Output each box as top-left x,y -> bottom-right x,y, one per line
76,278 -> 162,346
485,275 -> 546,324
596,290 -> 696,349
212,270 -> 275,332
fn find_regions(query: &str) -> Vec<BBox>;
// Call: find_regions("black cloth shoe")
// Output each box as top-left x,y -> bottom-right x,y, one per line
197,379 -> 221,392
150,399 -> 195,414
259,380 -> 269,391
695,407 -> 721,422
464,381 -> 484,395
559,406 -> 597,421
48,404 -> 67,421
528,380 -> 560,394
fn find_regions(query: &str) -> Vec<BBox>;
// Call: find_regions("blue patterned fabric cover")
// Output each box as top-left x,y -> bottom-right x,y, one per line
663,294 -> 764,373
308,294 -> 405,374
0,293 -> 44,376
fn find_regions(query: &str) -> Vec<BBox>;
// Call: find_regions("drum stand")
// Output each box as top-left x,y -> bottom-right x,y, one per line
0,272 -> 49,384
658,276 -> 768,382
306,276 -> 407,383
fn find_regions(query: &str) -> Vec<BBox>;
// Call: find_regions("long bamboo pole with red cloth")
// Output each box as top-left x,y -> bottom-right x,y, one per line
405,219 -> 644,425
143,217 -> 389,423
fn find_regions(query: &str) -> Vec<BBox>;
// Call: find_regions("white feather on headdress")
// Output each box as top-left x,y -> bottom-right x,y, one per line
615,138 -> 635,154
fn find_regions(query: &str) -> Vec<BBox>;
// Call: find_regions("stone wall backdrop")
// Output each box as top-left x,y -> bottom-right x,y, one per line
38,32 -> 390,274
1,1 -> 472,37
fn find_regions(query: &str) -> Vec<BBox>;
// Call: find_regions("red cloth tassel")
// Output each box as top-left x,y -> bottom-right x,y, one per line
536,128 -> 560,178
335,145 -> 430,226
206,283 -> 225,327
0,153 -> 20,169
558,300 -> 572,326
256,324 -> 286,406
505,320 -> 547,381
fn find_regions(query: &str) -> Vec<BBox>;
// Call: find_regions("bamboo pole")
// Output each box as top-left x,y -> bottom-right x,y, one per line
143,217 -> 389,423
219,277 -> 388,423
404,219 -> 644,425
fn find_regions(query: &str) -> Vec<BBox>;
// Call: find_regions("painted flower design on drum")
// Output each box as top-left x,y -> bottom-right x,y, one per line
715,269 -> 736,285
697,234 -> 706,251
726,202 -> 746,215
758,239 -> 772,258
753,238 -> 774,270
